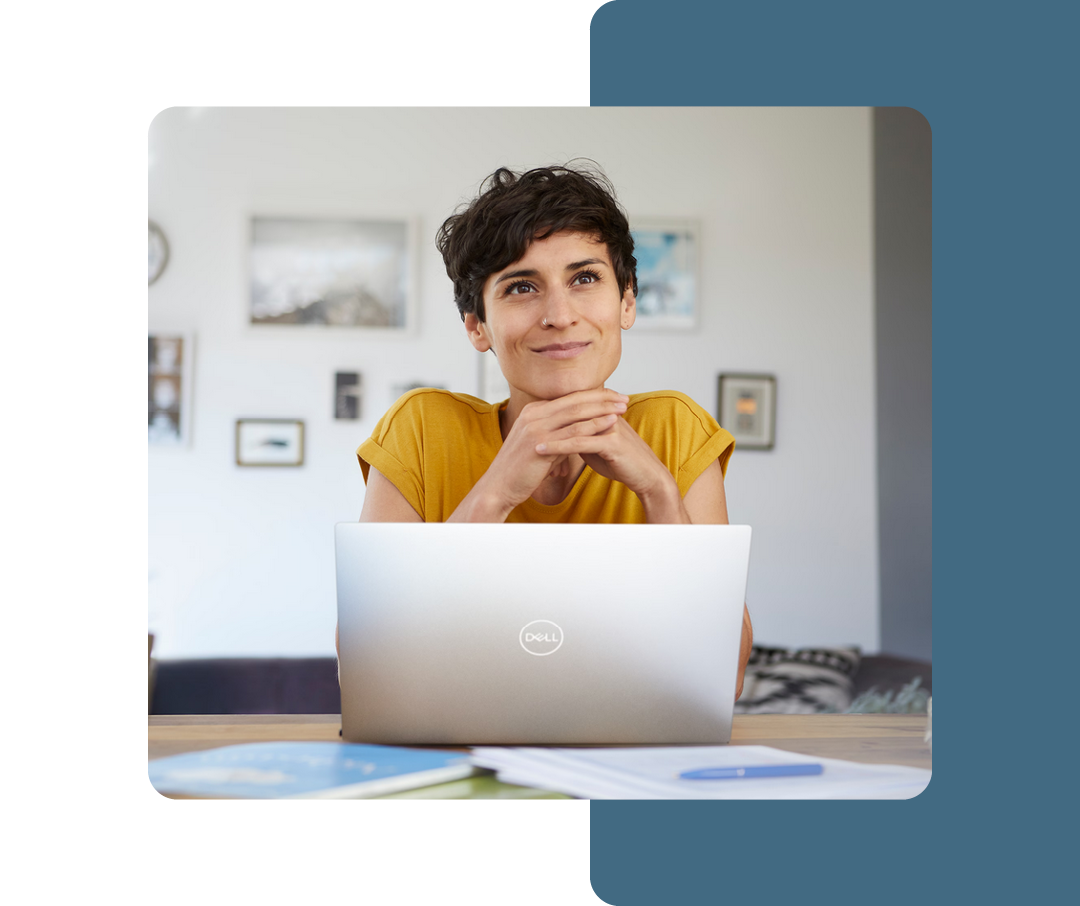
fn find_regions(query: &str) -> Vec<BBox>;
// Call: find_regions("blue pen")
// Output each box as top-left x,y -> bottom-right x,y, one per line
679,763 -> 823,780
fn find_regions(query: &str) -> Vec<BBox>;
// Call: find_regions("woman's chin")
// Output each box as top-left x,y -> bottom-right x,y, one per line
534,380 -> 604,400
506,366 -> 614,402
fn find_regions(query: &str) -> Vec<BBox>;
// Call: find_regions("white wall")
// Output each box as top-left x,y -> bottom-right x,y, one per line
148,107 -> 877,658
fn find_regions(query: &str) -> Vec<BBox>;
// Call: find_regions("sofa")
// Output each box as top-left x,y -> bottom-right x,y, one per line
149,650 -> 931,716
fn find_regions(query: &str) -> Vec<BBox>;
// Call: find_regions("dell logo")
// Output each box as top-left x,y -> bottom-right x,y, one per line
519,620 -> 564,656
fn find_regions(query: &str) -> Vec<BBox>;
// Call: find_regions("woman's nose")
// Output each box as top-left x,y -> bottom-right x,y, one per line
540,285 -> 577,328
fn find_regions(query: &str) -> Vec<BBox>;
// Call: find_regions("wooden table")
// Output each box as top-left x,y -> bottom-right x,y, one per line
733,713 -> 930,769
150,713 -> 931,778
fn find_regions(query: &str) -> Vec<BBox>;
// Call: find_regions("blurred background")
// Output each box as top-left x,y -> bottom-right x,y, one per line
148,107 -> 930,666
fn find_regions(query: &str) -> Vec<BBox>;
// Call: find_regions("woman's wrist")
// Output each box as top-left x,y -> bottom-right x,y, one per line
448,474 -> 517,523
637,470 -> 689,524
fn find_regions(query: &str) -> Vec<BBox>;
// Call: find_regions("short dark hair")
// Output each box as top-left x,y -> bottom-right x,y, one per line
436,163 -> 638,322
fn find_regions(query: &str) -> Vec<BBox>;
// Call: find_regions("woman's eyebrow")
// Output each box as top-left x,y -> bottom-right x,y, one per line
493,268 -> 538,286
565,258 -> 607,271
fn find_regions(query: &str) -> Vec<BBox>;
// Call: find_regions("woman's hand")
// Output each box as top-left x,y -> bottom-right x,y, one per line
449,389 -> 630,522
537,413 -> 672,502
494,388 -> 633,507
533,400 -> 682,516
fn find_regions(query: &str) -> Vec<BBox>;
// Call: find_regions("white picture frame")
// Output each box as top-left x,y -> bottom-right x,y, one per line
249,216 -> 417,332
235,419 -> 305,467
629,218 -> 700,330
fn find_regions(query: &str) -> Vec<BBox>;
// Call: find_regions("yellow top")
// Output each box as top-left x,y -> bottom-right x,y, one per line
357,389 -> 735,523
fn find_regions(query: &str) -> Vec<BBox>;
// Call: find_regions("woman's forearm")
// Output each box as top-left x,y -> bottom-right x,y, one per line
735,605 -> 753,699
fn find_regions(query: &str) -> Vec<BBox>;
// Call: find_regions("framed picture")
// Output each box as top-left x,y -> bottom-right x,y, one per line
249,216 -> 414,330
235,419 -> 305,467
718,374 -> 776,450
629,218 -> 699,330
334,372 -> 363,420
148,333 -> 194,446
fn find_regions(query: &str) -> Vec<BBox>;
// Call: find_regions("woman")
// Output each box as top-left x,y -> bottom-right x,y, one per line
353,164 -> 753,694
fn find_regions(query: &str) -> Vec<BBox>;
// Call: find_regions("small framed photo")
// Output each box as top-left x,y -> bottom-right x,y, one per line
235,419 -> 305,467
629,218 -> 700,330
334,371 -> 363,420
148,333 -> 194,446
718,374 -> 776,450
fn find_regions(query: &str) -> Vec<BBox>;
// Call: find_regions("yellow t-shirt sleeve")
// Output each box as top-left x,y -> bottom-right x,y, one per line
356,391 -> 428,518
675,398 -> 735,495
628,391 -> 735,497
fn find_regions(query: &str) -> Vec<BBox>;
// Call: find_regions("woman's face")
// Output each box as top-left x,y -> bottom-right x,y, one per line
465,230 -> 636,404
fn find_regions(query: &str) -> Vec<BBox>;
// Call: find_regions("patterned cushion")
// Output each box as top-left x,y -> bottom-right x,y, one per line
735,645 -> 861,714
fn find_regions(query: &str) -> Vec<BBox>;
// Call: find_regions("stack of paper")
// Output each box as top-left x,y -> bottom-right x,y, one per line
470,745 -> 931,799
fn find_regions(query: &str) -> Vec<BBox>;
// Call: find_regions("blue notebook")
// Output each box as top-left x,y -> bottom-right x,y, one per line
149,742 -> 476,799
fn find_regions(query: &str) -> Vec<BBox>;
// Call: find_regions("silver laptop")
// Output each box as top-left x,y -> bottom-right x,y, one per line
335,523 -> 751,745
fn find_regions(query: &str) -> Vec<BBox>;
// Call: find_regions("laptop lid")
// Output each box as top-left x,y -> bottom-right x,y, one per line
335,523 -> 751,745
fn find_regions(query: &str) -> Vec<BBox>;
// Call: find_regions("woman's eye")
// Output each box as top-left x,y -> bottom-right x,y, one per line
573,271 -> 599,285
506,281 -> 535,295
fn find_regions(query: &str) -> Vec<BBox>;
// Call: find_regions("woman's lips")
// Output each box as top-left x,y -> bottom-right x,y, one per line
532,341 -> 591,359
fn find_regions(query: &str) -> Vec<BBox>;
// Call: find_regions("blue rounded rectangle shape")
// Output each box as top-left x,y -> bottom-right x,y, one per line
679,763 -> 824,780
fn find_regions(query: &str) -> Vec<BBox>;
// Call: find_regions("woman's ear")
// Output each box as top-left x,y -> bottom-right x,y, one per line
620,285 -> 637,330
464,312 -> 492,352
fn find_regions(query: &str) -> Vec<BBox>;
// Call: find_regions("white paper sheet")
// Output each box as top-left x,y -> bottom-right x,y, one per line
470,745 -> 931,800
